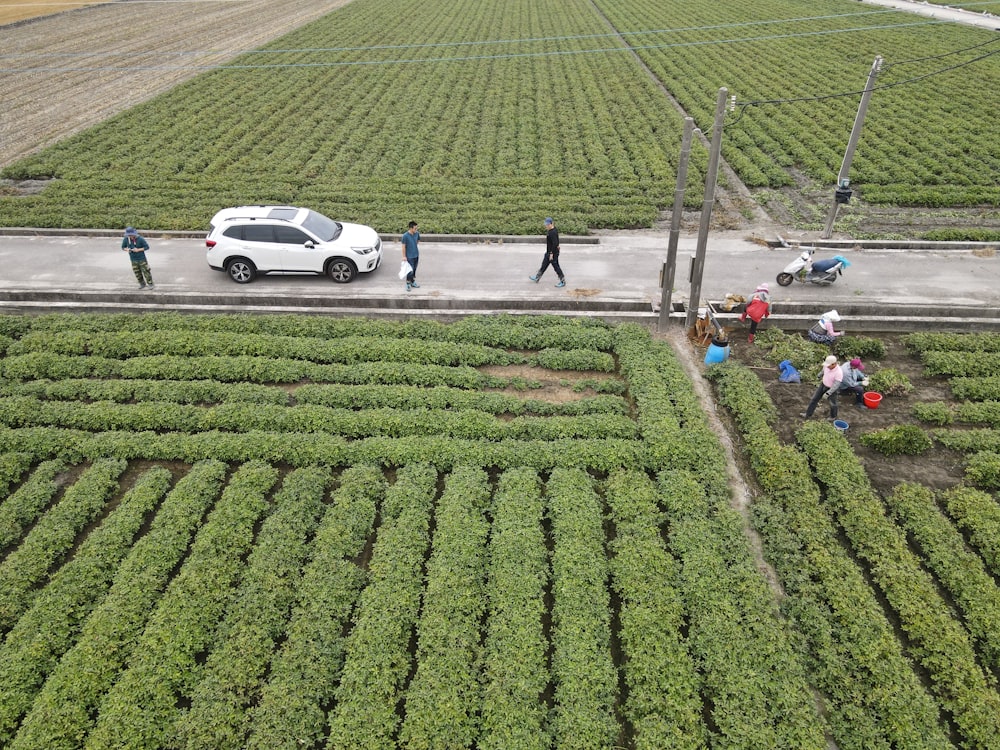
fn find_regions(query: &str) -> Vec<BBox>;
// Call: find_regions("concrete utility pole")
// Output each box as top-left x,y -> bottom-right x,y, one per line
685,88 -> 728,329
658,117 -> 694,331
821,55 -> 883,239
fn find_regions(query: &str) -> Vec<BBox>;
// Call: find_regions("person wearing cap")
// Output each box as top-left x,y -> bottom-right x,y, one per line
121,227 -> 154,289
739,282 -> 771,343
530,217 -> 565,288
807,309 -> 844,344
801,354 -> 843,420
839,358 -> 870,406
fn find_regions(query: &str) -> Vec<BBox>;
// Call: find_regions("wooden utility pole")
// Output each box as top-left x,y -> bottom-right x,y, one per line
685,88 -> 727,329
658,117 -> 694,331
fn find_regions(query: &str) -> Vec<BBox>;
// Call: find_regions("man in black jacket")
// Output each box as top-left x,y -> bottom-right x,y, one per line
529,217 -> 565,288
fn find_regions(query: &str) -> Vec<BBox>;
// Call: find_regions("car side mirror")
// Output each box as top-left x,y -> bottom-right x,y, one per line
304,241 -> 315,249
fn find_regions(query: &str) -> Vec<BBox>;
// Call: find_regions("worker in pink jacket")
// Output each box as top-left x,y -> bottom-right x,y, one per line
801,355 -> 843,420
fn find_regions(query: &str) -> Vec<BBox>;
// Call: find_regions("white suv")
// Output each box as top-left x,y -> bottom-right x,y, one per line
205,206 -> 382,283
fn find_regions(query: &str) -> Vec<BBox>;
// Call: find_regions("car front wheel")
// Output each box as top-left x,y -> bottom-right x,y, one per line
327,259 -> 357,283
226,258 -> 257,283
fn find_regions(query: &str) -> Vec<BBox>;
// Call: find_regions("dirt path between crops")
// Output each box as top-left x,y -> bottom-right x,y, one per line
0,0 -> 351,167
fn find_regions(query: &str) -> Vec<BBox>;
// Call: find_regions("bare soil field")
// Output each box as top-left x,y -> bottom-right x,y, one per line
0,0 -> 350,166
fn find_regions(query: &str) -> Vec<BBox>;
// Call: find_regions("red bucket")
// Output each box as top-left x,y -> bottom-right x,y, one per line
863,392 -> 882,409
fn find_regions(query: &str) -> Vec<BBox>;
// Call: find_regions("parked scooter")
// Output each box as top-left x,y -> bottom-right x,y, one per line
776,247 -> 851,286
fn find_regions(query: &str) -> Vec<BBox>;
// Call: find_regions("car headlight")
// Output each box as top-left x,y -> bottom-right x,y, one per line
352,246 -> 376,255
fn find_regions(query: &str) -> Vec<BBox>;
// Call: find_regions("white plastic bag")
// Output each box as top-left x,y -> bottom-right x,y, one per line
398,260 -> 412,280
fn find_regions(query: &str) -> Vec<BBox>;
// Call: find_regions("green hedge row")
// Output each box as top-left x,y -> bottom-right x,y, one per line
0,459 -> 64,554
7,461 -> 226,750
0,459 -> 126,634
797,421 -> 1000,748
84,462 -> 278,750
0,468 -> 170,744
913,400 -> 1000,427
706,361 -> 950,749
921,350 -> 1000,378
606,470 -> 705,749
7,313 -> 615,352
548,468 -> 620,749
324,464 -> 436,750
175,467 -> 331,750
398,467 -> 491,749
479,468 -> 550,750
0,452 -> 33,499
941,485 -> 1000,578
246,466 -> 384,750
0,426 -> 648,472
903,332 -> 1000,354
0,396 -> 639,441
933,428 -> 1000,454
4,378 -> 291,406
950,376 -> 1000,402
965,451 -> 1000,489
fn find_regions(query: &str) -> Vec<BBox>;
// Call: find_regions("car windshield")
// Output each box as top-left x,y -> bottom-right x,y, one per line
300,210 -> 342,242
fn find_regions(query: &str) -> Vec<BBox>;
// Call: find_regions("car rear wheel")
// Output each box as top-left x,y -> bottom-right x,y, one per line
327,259 -> 357,283
227,258 -> 257,283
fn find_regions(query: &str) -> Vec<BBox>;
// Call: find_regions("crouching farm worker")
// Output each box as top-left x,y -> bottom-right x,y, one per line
739,282 -> 771,343
840,357 -> 870,406
807,309 -> 844,345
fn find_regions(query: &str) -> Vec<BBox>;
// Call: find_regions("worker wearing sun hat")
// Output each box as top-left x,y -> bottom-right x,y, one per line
807,309 -> 844,345
739,281 -> 771,343
801,354 -> 843,420
839,357 -> 870,406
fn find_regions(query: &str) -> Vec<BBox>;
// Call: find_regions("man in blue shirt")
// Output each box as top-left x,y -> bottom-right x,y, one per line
121,227 -> 154,289
402,221 -> 420,291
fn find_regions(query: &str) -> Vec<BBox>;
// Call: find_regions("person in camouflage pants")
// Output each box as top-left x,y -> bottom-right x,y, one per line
121,226 -> 154,289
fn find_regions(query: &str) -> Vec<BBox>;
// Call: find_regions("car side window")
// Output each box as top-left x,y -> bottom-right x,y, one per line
274,226 -> 312,245
222,226 -> 243,240
243,224 -> 275,243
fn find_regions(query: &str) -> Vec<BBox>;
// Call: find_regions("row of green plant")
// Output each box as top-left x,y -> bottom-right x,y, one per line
903,332 -> 1000,354
2,376 -> 626,416
7,332 -> 615,374
606,470 -> 705,749
0,427 -> 648,471
913,399 -> 1000,427
797,421 -> 1000,748
951,376 -> 1000,402
0,452 -> 32,499
964,450 -> 1000,489
941,485 -> 1000,578
921,350 -> 1000,378
245,466 -> 384,750
6,461 -> 227,749
886,482 -> 1000,674
0,313 -> 617,352
0,459 -> 125,634
324,464 -> 436,749
398,467 -> 491,749
478,468 -> 550,750
0,397 -> 638,441
706,361 -> 952,748
0,467 -> 170,744
933,428 -> 1000,453
547,468 -> 620,748
0,459 -> 63,554
82,462 -> 278,750
174,467 -> 331,750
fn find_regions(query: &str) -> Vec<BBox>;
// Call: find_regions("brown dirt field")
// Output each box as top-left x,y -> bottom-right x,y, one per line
0,0 -> 350,167
0,0 -> 104,26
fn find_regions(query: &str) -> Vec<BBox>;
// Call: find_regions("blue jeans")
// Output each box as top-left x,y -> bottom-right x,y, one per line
405,255 -> 418,283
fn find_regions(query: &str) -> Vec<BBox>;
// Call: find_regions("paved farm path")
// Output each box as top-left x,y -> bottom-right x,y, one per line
0,0 -> 350,167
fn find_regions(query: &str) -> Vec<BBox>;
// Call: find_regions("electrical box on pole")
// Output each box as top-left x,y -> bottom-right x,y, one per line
821,55 -> 882,238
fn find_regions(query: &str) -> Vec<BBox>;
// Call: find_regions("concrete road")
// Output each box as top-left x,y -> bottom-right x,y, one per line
0,231 -> 996,312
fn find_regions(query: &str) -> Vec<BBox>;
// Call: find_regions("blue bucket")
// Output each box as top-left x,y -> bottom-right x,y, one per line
833,419 -> 849,433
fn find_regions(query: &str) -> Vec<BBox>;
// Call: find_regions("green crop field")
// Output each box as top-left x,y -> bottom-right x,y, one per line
1,312 -> 999,748
1,0 -> 998,235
